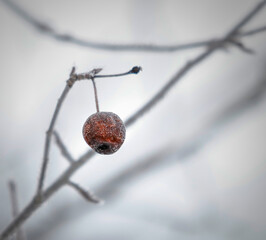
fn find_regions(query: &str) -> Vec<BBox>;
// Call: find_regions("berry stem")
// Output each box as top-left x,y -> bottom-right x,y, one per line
91,78 -> 100,112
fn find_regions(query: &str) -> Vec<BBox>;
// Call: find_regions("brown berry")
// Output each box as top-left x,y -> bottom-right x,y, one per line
82,112 -> 126,155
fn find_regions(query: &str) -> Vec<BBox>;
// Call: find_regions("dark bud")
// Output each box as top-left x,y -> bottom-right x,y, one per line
130,66 -> 142,74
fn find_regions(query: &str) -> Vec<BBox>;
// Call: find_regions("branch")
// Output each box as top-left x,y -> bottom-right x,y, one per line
36,66 -> 140,196
1,1 -> 265,239
67,181 -> 103,204
90,68 -> 143,113
28,71 -> 266,239
227,0 -> 266,36
8,180 -> 26,240
36,67 -> 76,195
2,0 -> 266,53
227,39 -> 255,54
53,131 -> 75,163
238,25 -> 266,37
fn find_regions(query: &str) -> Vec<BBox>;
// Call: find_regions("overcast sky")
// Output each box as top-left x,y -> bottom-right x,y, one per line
0,0 -> 266,239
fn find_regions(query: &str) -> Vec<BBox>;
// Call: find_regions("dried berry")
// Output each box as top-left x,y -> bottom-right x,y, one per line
83,112 -> 126,155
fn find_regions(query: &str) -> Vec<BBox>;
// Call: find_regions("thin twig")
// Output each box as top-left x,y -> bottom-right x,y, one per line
67,181 -> 103,204
228,39 -> 255,54
8,180 -> 26,240
0,1 -> 266,240
95,66 -> 142,78
2,0 -> 266,53
92,67 -> 142,113
37,77 -> 72,195
227,0 -> 266,36
238,25 -> 266,37
53,131 -> 75,163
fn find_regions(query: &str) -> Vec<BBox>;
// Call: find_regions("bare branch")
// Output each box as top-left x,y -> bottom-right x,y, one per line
29,70 -> 266,239
2,0 -> 266,53
238,25 -> 266,37
228,39 -> 255,54
8,180 -> 26,240
227,0 -> 266,36
67,66 -> 140,83
95,66 -> 142,78
67,181 -> 103,204
36,71 -> 75,196
53,131 -> 75,163
124,0 -> 266,127
0,1 -> 265,240
36,66 -> 141,196
28,71 -> 266,240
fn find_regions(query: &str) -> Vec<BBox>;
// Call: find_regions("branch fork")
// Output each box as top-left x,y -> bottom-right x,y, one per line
227,38 -> 255,54
67,67 -> 103,87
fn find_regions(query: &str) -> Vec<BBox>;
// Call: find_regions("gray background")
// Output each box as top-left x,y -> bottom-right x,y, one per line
0,0 -> 266,239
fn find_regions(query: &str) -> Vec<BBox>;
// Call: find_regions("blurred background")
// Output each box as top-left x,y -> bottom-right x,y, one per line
0,0 -> 266,239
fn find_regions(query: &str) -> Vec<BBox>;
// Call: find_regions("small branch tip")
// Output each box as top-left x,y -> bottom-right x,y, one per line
130,66 -> 142,74
228,39 -> 255,54
67,181 -> 103,204
53,131 -> 75,163
70,66 -> 76,76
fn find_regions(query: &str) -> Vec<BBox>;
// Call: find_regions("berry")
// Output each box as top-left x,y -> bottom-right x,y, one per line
83,112 -> 126,155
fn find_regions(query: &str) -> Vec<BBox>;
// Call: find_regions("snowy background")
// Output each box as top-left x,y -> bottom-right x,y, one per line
0,0 -> 266,239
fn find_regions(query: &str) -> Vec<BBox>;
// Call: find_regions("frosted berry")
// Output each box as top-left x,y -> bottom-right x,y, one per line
83,112 -> 126,155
